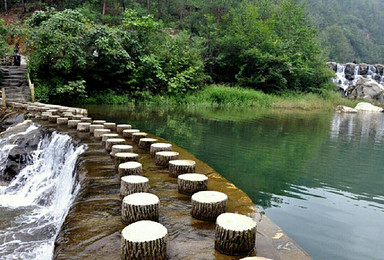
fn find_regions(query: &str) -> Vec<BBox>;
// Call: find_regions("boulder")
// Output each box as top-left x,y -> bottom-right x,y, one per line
344,63 -> 356,80
0,120 -> 50,181
348,78 -> 384,102
327,62 -> 337,72
358,63 -> 369,76
336,105 -> 358,113
354,102 -> 384,112
375,64 -> 384,75
0,112 -> 25,132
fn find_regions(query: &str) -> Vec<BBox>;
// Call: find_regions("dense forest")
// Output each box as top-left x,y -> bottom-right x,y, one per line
3,0 -> 376,103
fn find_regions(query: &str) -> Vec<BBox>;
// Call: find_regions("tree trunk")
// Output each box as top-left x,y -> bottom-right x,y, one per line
191,191 -> 227,221
21,0 -> 25,13
215,213 -> 257,256
121,193 -> 160,224
217,7 -> 221,23
102,0 -> 107,21
4,0 -> 7,14
121,221 -> 167,260
146,0 -> 150,14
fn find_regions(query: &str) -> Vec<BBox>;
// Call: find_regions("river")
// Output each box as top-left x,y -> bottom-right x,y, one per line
85,104 -> 384,260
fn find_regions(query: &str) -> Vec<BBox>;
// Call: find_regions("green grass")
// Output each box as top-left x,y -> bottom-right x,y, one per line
79,84 -> 363,111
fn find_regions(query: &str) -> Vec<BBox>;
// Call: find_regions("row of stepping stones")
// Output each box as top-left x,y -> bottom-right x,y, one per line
16,102 -> 270,260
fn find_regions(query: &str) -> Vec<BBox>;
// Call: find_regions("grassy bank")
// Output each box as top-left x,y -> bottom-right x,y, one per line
81,85 -> 360,111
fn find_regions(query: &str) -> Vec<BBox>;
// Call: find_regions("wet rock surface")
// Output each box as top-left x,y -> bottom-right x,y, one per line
38,119 -> 311,260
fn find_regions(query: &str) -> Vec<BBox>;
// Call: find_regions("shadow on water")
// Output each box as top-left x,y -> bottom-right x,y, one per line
84,104 -> 384,260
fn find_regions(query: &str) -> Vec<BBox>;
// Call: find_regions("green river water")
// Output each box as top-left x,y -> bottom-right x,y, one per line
85,105 -> 384,260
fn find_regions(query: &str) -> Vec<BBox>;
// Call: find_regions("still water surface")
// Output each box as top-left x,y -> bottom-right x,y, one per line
86,105 -> 384,260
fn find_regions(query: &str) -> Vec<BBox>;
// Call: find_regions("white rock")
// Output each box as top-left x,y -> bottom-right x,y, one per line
336,105 -> 358,113
354,102 -> 384,112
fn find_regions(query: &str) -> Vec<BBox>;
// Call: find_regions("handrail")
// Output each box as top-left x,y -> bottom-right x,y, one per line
26,72 -> 35,102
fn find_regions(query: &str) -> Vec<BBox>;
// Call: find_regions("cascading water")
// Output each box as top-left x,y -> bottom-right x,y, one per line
0,127 -> 86,260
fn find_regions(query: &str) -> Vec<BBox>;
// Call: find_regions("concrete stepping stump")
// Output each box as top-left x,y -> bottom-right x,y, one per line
240,257 -> 272,260
72,115 -> 83,120
155,151 -> 180,167
150,143 -> 172,157
41,112 -> 51,120
138,138 -> 158,151
132,132 -> 148,144
123,129 -> 140,138
57,117 -> 68,125
80,117 -> 92,123
110,144 -> 133,157
68,119 -> 81,128
77,122 -> 91,132
120,175 -> 150,197
215,213 -> 257,256
46,109 -> 58,115
115,152 -> 139,167
62,111 -> 73,119
89,124 -> 104,133
117,124 -> 132,134
119,161 -> 143,176
101,133 -> 119,143
105,138 -> 126,152
169,159 -> 196,178
122,192 -> 160,224
94,129 -> 111,139
49,115 -> 60,123
191,191 -> 227,221
93,120 -> 106,124
121,220 -> 167,260
104,122 -> 116,131
178,173 -> 208,195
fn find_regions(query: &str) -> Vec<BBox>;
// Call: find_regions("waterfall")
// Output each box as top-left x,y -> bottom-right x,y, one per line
0,129 -> 86,259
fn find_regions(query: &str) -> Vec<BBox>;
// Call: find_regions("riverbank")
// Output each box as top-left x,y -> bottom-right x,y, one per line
80,85 -> 361,111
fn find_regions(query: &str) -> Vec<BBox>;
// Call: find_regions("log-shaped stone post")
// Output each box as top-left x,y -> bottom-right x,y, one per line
110,144 -> 133,157
169,159 -> 196,178
138,138 -> 158,151
77,122 -> 91,132
101,133 -> 119,143
80,117 -> 92,123
105,138 -> 126,152
121,220 -> 167,260
104,122 -> 116,131
115,152 -> 139,167
118,161 -> 142,176
132,132 -> 148,144
94,129 -> 111,139
90,124 -> 104,133
215,213 -> 257,256
150,143 -> 172,157
49,115 -> 60,123
120,175 -> 149,197
41,112 -> 51,120
191,191 -> 227,221
117,124 -> 132,134
155,151 -> 179,167
122,193 -> 160,224
62,112 -> 73,119
46,109 -> 58,115
178,173 -> 208,195
72,115 -> 83,120
93,120 -> 106,124
68,119 -> 81,128
57,117 -> 68,125
123,129 -> 140,138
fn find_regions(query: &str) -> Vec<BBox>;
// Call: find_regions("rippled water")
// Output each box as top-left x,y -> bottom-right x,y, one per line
0,129 -> 86,259
86,105 -> 384,260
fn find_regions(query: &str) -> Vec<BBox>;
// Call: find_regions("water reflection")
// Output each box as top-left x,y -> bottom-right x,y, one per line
85,105 -> 384,260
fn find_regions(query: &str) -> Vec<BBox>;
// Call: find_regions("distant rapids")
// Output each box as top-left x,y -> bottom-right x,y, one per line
0,125 -> 86,259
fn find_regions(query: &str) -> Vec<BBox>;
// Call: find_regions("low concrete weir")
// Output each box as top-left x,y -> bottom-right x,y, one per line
6,102 -> 311,260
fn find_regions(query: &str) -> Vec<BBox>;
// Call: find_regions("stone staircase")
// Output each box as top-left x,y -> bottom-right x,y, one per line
0,65 -> 31,104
